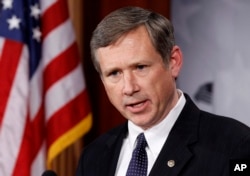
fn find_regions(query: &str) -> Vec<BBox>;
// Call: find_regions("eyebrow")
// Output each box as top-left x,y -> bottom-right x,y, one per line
101,56 -> 154,74
103,67 -> 119,76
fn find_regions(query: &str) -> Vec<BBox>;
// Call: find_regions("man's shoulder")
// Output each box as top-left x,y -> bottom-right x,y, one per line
200,110 -> 250,135
198,110 -> 250,154
83,122 -> 127,153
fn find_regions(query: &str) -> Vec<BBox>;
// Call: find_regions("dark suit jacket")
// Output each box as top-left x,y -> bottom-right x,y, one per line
76,94 -> 250,176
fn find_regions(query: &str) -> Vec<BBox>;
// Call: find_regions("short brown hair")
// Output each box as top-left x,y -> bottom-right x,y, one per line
90,6 -> 175,73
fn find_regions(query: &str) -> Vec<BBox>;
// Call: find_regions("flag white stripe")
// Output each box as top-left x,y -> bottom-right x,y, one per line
31,143 -> 46,176
0,38 -> 4,60
42,19 -> 75,67
0,46 -> 29,176
45,64 -> 85,120
29,62 -> 43,119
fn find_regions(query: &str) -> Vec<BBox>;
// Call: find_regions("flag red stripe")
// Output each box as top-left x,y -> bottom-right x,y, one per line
12,115 -> 32,176
43,43 -> 80,91
31,107 -> 46,158
42,0 -> 69,38
46,90 -> 91,146
0,40 -> 23,127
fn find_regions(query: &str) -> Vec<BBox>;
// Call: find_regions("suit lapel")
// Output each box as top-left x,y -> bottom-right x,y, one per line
149,94 -> 200,176
97,95 -> 201,176
98,123 -> 128,176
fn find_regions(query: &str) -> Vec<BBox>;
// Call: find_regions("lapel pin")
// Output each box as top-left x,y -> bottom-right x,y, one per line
167,160 -> 175,168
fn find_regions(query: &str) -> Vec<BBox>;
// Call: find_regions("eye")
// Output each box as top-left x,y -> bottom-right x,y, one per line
136,65 -> 147,70
108,70 -> 120,77
104,69 -> 122,83
134,64 -> 149,76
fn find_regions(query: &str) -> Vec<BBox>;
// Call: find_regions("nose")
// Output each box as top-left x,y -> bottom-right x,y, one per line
122,72 -> 139,96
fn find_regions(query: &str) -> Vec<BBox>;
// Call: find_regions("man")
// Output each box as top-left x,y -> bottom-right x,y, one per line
76,6 -> 250,176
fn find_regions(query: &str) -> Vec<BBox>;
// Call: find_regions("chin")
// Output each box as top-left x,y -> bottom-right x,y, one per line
132,119 -> 151,128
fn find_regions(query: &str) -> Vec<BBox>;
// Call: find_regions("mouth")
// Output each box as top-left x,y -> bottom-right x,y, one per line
125,100 -> 149,113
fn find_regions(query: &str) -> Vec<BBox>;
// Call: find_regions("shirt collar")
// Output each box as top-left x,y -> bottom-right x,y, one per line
127,90 -> 186,157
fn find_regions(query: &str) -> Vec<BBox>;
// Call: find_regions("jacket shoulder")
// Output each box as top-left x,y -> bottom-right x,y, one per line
199,110 -> 250,157
84,122 -> 127,154
76,123 -> 127,176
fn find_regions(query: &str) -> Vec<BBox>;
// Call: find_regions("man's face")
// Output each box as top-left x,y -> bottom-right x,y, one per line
96,26 -> 182,130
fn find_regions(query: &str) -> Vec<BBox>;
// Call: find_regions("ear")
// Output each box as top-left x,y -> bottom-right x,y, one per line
169,45 -> 183,78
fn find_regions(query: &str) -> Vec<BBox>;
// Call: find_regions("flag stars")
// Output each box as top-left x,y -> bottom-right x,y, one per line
2,0 -> 13,10
7,15 -> 21,30
30,3 -> 42,42
30,3 -> 41,19
32,27 -> 42,42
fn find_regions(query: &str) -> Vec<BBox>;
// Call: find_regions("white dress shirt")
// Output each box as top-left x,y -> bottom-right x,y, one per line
115,90 -> 186,176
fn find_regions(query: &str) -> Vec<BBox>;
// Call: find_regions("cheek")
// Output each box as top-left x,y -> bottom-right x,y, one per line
152,75 -> 174,100
104,84 -> 122,106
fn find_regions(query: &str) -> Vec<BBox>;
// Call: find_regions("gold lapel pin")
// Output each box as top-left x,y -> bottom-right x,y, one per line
167,160 -> 175,168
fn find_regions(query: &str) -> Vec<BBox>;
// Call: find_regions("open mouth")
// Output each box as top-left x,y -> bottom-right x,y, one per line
126,100 -> 148,113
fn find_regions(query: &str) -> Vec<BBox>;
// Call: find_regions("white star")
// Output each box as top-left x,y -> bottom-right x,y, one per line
30,3 -> 41,19
7,15 -> 21,30
32,26 -> 42,42
2,0 -> 13,10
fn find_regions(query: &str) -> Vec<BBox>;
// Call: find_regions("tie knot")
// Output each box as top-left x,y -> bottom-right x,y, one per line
136,133 -> 147,149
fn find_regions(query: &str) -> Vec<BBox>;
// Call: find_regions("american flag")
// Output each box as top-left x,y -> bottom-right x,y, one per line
0,0 -> 92,175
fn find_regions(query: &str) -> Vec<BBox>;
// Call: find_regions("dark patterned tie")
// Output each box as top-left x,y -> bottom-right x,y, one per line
126,133 -> 148,176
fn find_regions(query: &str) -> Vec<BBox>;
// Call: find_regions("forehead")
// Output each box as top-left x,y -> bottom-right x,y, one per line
97,27 -> 166,75
96,26 -> 159,62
